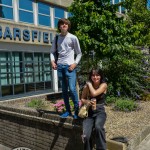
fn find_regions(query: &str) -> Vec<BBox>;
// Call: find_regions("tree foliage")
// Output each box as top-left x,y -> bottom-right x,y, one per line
127,0 -> 150,46
68,0 -> 150,99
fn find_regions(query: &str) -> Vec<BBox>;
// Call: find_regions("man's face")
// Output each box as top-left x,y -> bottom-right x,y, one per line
59,22 -> 69,33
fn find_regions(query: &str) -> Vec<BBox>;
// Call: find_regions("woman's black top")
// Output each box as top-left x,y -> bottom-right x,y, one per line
88,93 -> 106,117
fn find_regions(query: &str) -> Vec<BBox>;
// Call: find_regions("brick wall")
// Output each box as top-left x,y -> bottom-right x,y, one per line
0,109 -> 83,150
0,94 -> 127,150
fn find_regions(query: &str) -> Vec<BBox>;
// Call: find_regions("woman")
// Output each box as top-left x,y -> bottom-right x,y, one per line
81,68 -> 107,150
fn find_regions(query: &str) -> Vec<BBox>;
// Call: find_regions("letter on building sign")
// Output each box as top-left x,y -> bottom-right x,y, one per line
3,27 -> 12,40
38,31 -> 41,42
43,32 -> 49,43
13,28 -> 21,41
23,29 -> 30,41
0,26 -> 2,39
32,30 -> 38,42
50,33 -> 53,44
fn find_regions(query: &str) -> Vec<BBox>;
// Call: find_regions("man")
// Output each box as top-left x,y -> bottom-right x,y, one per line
50,18 -> 82,119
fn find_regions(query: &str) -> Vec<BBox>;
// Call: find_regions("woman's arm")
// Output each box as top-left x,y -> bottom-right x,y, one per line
81,85 -> 91,106
86,82 -> 107,97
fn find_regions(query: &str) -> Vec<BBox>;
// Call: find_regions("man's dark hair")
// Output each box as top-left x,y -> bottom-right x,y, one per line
57,18 -> 71,32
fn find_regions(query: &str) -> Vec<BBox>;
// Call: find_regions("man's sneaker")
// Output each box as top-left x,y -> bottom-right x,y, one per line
73,114 -> 79,119
60,111 -> 72,118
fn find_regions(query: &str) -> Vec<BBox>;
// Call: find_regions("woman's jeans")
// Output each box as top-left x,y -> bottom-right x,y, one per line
57,64 -> 79,114
82,107 -> 107,150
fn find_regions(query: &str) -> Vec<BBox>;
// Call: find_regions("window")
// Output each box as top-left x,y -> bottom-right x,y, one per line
121,6 -> 125,13
24,53 -> 34,83
38,2 -> 51,27
0,51 -> 52,97
44,53 -> 51,81
68,12 -> 73,18
114,0 -> 119,3
0,0 -> 13,20
18,0 -> 33,24
34,53 -> 43,82
114,0 -> 125,13
0,52 -> 11,86
147,0 -> 150,10
54,7 -> 65,28
12,52 -> 23,84
120,0 -> 125,13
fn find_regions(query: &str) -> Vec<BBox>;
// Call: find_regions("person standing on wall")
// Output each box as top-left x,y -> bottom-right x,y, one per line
50,18 -> 82,119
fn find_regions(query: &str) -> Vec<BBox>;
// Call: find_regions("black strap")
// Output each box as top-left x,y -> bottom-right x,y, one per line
55,35 -> 58,63
111,136 -> 128,144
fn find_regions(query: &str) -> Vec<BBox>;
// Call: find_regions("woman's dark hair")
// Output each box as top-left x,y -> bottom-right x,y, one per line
89,68 -> 106,84
57,18 -> 71,32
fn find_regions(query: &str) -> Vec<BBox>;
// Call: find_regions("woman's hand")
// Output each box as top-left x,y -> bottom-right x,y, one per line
90,99 -> 96,110
81,99 -> 91,106
86,81 -> 92,86
87,82 -> 107,97
87,100 -> 92,106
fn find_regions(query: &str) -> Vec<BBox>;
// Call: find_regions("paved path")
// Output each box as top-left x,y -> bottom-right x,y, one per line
135,134 -> 150,150
1,135 -> 150,150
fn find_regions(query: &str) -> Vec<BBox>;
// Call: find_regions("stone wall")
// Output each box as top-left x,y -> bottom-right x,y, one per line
0,106 -> 83,150
44,0 -> 73,7
0,95 -> 126,150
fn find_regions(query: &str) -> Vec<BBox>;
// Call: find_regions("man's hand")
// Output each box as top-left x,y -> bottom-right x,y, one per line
68,63 -> 77,71
51,61 -> 57,70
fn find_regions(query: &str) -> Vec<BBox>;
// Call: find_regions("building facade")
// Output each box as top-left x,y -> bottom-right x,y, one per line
0,0 -> 126,100
0,0 -> 73,99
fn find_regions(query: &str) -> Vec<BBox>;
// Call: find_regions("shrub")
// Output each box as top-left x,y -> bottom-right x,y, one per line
114,99 -> 138,111
105,96 -> 117,105
27,99 -> 46,109
142,93 -> 150,101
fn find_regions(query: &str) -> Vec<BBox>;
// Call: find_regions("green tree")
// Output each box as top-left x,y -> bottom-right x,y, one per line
127,0 -> 150,46
68,0 -> 149,98
127,0 -> 150,97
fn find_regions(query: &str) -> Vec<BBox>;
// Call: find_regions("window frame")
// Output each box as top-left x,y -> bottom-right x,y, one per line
18,0 -> 34,24
37,1 -> 51,27
0,0 -> 13,20
54,7 -> 65,28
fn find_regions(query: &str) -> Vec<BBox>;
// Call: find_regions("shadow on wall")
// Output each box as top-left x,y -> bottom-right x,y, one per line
0,111 -> 84,150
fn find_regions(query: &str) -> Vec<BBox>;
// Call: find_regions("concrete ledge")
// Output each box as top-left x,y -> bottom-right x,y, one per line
44,0 -> 73,7
0,97 -> 149,150
127,126 -> 150,150
0,107 -> 82,130
0,105 -> 128,150
107,139 -> 127,150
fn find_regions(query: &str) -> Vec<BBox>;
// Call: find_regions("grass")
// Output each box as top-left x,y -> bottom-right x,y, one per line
27,99 -> 47,109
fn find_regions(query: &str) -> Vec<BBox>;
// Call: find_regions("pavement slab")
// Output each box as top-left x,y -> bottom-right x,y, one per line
135,134 -> 150,150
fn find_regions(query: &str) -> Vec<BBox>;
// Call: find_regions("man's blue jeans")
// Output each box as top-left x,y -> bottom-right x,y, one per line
57,64 -> 79,114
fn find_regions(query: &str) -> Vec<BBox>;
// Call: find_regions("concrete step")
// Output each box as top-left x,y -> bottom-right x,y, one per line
135,134 -> 150,150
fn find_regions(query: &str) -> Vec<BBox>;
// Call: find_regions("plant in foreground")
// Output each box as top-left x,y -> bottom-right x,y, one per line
53,99 -> 82,113
114,99 -> 138,112
105,96 -> 117,105
27,99 -> 46,109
